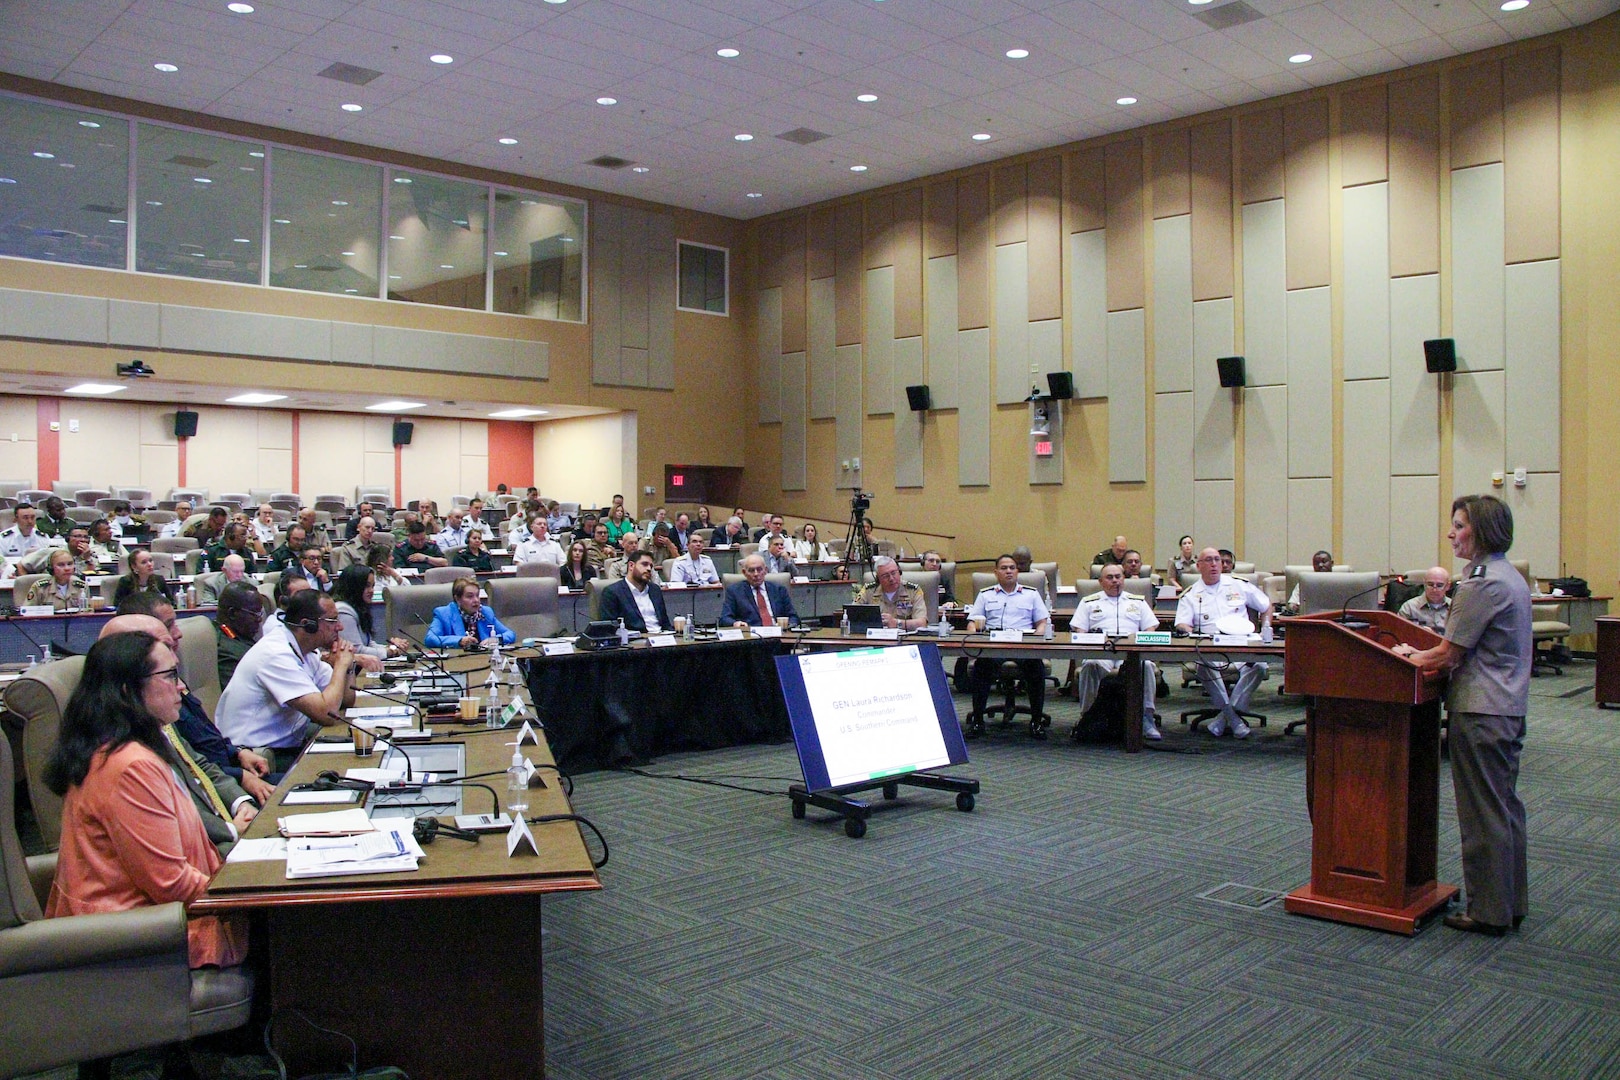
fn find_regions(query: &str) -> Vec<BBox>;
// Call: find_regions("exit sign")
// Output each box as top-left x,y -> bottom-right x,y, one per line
670,474 -> 684,487
1034,440 -> 1053,457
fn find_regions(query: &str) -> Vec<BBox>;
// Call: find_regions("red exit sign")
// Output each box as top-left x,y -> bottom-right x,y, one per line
670,474 -> 685,487
1034,441 -> 1053,457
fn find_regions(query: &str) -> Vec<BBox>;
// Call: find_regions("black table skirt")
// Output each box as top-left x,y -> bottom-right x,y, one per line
525,638 -> 793,772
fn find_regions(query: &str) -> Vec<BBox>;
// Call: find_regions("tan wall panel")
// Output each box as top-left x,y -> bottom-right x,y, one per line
1450,59 -> 1504,168
1389,74 -> 1441,277
1190,118 -> 1234,301
994,163 -> 1027,246
834,202 -> 864,346
807,207 -> 835,281
532,415 -> 627,506
893,188 -> 923,340
298,411 -> 367,506
781,214 -> 807,356
59,399 -> 140,485
399,417 -> 463,511
1066,146 -> 1106,233
1152,128 -> 1190,218
865,193 -> 895,270
1026,156 -> 1064,322
757,218 -> 783,291
1105,139 -> 1145,312
1284,98 -> 1331,290
1341,84 -> 1389,188
957,173 -> 991,330
1240,107 -> 1285,204
1504,46 -> 1561,264
925,180 -> 956,259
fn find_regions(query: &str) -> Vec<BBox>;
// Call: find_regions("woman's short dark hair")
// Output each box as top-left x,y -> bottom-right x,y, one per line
1453,494 -> 1514,556
331,564 -> 375,640
452,576 -> 480,600
43,632 -> 175,795
365,545 -> 393,569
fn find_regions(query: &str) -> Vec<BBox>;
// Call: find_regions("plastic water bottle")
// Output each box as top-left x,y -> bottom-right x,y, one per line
41,641 -> 52,663
840,609 -> 851,636
484,667 -> 502,727
615,618 -> 630,647
506,745 -> 529,820
937,612 -> 952,637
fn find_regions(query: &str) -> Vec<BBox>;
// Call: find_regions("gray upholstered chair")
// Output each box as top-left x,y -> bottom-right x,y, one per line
174,616 -> 222,718
1296,571 -> 1381,616
2,655 -> 85,850
423,566 -> 464,585
384,582 -> 453,641
11,572 -> 48,608
515,560 -> 561,580
486,577 -> 562,640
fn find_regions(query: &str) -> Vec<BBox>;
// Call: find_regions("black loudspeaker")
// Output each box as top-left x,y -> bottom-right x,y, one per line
1423,338 -> 1457,373
904,384 -> 931,412
392,420 -> 414,446
1216,356 -> 1246,388
1046,371 -> 1074,400
173,410 -> 199,438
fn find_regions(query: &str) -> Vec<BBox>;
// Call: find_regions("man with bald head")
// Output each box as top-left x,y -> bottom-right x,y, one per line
1174,547 -> 1272,738
340,515 -> 384,569
1092,535 -> 1131,569
197,552 -> 249,606
1399,567 -> 1453,633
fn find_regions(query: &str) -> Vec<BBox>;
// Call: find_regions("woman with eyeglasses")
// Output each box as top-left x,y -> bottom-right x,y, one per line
43,631 -> 250,969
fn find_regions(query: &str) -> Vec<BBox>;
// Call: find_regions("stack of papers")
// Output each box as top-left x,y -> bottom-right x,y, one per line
284,819 -> 424,879
278,808 -> 374,836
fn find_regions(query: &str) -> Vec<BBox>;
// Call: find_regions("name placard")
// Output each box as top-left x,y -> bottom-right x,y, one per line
647,633 -> 677,647
865,628 -> 900,641
989,629 -> 1025,643
752,625 -> 784,639
542,641 -> 576,656
716,627 -> 745,642
1070,632 -> 1106,645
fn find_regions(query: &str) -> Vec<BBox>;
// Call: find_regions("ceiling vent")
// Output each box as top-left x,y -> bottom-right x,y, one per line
167,155 -> 215,169
1193,1 -> 1265,30
81,203 -> 126,215
317,62 -> 383,86
587,155 -> 633,169
776,127 -> 831,145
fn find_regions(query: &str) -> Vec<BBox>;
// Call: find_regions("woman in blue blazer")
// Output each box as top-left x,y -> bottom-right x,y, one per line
425,576 -> 516,649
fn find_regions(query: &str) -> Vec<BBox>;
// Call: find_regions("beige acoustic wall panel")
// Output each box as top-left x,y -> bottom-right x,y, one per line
1390,474 -> 1441,572
0,397 -> 37,485
620,347 -> 649,388
1283,98 -> 1331,291
1194,480 -> 1235,554
1288,478 -> 1334,566
1026,157 -> 1064,323
957,174 -> 990,331
1388,74 -> 1442,278
1503,47 -> 1560,266
1153,214 -> 1193,394
58,399 -> 139,485
1155,391 -> 1195,564
1068,230 -> 1108,398
1503,259 -> 1560,474
591,202 -> 623,386
647,214 -> 677,390
993,242 -> 1030,404
780,215 -> 807,356
1029,319 -> 1063,393
924,256 -> 960,410
1189,118 -> 1234,302
780,352 -> 808,492
299,411 -> 367,507
1241,199 -> 1287,387
1106,308 -> 1147,484
835,203 -> 865,345
1505,472 -> 1559,580
1342,378 -> 1392,573
864,266 -> 896,415
1452,370 -> 1506,498
619,217 -> 649,351
1243,384 -> 1288,572
1341,183 -> 1391,381
757,286 -> 783,424
1389,273 -> 1441,476
834,343 -> 863,490
457,420 -> 488,503
1341,84 -> 1389,188
958,328 -> 991,487
1450,163 -> 1505,372
893,190 -> 923,339
400,418 -> 463,511
808,276 -> 837,420
1104,139 -> 1145,312
186,407 -> 278,496
1286,287 -> 1333,478
1192,298 -> 1236,481
893,337 -> 924,488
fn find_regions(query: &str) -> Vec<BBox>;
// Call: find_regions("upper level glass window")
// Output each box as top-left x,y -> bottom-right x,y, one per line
135,124 -> 264,283
492,190 -> 584,320
0,99 -> 128,269
677,241 -> 728,315
270,148 -> 381,298
386,170 -> 487,310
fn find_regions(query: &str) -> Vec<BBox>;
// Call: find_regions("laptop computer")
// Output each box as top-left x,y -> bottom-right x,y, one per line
843,603 -> 883,632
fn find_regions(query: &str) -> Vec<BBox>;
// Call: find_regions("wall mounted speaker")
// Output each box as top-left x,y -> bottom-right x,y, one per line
173,410 -> 199,438
1216,356 -> 1246,388
904,384 -> 931,412
1046,371 -> 1074,400
1423,338 -> 1457,373
392,420 -> 414,446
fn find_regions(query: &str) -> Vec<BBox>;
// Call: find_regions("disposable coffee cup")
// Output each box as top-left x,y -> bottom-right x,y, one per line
89,597 -> 106,611
673,615 -> 687,634
458,696 -> 481,720
351,725 -> 376,757
776,616 -> 790,630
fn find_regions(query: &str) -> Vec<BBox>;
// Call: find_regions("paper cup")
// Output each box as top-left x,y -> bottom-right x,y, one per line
673,615 -> 687,634
89,597 -> 106,612
458,696 -> 481,720
351,725 -> 376,756
776,616 -> 790,630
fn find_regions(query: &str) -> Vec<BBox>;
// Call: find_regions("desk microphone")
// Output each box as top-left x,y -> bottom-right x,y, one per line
4,612 -> 79,658
1338,575 -> 1397,630
324,712 -> 415,787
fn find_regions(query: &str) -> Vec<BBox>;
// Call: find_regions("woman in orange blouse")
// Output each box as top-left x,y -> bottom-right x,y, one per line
43,631 -> 248,968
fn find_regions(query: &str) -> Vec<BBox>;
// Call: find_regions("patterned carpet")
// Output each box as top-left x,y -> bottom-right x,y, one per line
18,659 -> 1620,1079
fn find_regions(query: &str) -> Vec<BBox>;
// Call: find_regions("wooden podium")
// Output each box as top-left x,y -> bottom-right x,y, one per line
1281,611 -> 1458,934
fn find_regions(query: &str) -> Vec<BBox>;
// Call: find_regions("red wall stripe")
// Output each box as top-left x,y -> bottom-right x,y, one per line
177,435 -> 188,486
36,399 -> 59,488
290,412 -> 300,495
394,440 -> 403,508
487,420 -> 535,492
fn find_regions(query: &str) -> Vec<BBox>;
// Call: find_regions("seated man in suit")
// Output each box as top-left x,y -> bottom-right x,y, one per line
197,553 -> 250,606
424,576 -> 516,649
963,554 -> 1051,738
598,549 -> 670,633
760,534 -> 799,576
1175,547 -> 1272,739
1398,566 -> 1453,632
720,552 -> 799,628
1070,563 -> 1164,741
669,532 -> 720,585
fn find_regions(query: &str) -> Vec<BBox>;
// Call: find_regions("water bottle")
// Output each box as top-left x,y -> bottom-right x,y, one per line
682,616 -> 694,642
937,612 -> 952,637
615,617 -> 630,647
41,641 -> 52,664
840,609 -> 851,636
506,746 -> 529,820
485,667 -> 502,727
24,654 -> 36,671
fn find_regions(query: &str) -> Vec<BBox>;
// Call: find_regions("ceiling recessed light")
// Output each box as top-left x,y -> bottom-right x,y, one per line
344,288 -> 358,293
232,237 -> 251,243
226,392 -> 286,404
389,274 -> 401,280
1005,48 -> 1029,59
193,177 -> 211,183
32,152 -> 53,159
227,2 -> 254,11
716,48 -> 739,58
746,192 -> 764,198
389,234 -> 405,240
850,164 -> 868,172
489,407 -> 549,418
366,400 -> 426,411
1189,0 -> 1214,5
734,133 -> 753,141
248,151 -> 264,158
1116,96 -> 1137,105
65,383 -> 125,395
856,93 -> 877,103
341,102 -> 363,111
430,53 -> 453,64
542,0 -> 566,4
439,264 -> 454,269
340,250 -> 356,256
330,200 -> 349,206
108,218 -> 125,224
393,177 -> 412,184
631,165 -> 650,173
0,178 -> 15,184
59,163 -> 75,169
498,137 -> 518,145
145,200 -> 162,206
273,217 -> 291,224
153,63 -> 178,72
972,132 -> 992,141
78,120 -> 101,128
293,264 -> 308,268
1289,53 -> 1313,63
1500,0 -> 1528,8
596,96 -> 617,105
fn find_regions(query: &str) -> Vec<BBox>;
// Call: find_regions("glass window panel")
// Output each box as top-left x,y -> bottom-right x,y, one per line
491,190 -> 584,320
0,96 -> 129,269
678,242 -> 728,314
386,170 -> 487,310
135,124 -> 263,283
269,148 -> 381,297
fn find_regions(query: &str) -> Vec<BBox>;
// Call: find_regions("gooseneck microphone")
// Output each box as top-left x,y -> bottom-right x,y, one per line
325,712 -> 415,785
1338,575 -> 1398,630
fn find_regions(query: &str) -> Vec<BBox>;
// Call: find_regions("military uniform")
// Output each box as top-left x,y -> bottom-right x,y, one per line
1174,575 -> 1272,737
965,583 -> 1051,736
266,542 -> 303,573
1398,595 -> 1451,633
35,513 -> 76,540
852,578 -> 928,629
24,575 -> 91,611
0,526 -> 52,560
1070,589 -> 1162,738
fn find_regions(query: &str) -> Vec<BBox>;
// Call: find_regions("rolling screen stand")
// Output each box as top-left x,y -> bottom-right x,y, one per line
789,771 -> 979,839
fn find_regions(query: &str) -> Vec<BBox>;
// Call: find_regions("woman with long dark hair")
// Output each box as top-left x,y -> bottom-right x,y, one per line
561,540 -> 596,589
111,547 -> 173,606
331,563 -> 406,659
44,632 -> 249,968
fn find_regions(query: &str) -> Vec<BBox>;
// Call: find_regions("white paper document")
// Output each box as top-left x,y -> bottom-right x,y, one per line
277,808 -> 375,836
225,837 -> 288,863
285,827 -> 420,879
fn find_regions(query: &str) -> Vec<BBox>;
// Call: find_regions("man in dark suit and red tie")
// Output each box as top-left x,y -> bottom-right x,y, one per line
719,553 -> 800,628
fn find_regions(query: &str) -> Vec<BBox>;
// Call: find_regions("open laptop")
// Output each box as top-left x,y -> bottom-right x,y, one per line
843,603 -> 883,632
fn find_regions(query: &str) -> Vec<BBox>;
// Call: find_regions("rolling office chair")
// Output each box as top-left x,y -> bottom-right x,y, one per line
964,570 -> 1057,739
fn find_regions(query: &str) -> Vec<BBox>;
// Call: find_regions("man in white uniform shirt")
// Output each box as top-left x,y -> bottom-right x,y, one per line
669,533 -> 720,585
964,554 -> 1052,739
160,501 -> 192,539
512,517 -> 566,566
1174,547 -> 1272,738
1071,563 -> 1164,740
0,504 -> 55,560
435,508 -> 472,551
248,503 -> 278,555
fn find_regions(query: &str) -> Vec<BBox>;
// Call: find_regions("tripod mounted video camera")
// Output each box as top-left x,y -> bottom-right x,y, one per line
841,491 -> 875,581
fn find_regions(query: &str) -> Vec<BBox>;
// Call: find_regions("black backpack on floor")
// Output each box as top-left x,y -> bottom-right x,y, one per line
1072,672 -> 1126,744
